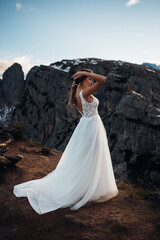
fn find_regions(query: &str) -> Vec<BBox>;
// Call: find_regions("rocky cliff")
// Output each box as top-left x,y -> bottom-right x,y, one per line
0,63 -> 25,125
9,58 -> 160,189
0,63 -> 24,107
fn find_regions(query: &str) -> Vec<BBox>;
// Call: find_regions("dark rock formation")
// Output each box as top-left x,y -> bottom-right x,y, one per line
10,58 -> 160,188
11,63 -> 77,148
0,63 -> 24,107
0,63 -> 26,126
25,66 -> 39,87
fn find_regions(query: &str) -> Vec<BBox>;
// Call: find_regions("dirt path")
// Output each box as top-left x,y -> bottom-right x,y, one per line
0,139 -> 160,240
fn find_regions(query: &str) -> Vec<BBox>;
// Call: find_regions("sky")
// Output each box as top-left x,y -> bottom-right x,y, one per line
0,0 -> 160,76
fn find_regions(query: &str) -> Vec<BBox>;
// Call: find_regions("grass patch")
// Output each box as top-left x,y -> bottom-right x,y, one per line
134,189 -> 149,197
20,135 -> 45,147
117,180 -> 150,197
32,141 -> 44,147
14,123 -> 26,131
117,183 -> 126,190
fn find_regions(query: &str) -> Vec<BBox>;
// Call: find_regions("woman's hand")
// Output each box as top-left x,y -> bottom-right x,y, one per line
72,71 -> 89,80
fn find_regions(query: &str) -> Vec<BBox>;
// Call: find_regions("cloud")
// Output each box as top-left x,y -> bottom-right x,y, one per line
126,0 -> 140,7
15,2 -> 38,13
0,55 -> 33,78
15,2 -> 22,11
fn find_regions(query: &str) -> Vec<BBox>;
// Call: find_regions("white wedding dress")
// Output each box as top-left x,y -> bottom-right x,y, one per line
13,90 -> 119,215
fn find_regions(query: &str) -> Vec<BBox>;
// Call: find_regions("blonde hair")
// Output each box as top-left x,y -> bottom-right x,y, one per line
68,68 -> 93,106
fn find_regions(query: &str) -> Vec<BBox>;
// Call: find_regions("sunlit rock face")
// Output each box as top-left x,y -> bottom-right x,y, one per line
3,58 -> 160,188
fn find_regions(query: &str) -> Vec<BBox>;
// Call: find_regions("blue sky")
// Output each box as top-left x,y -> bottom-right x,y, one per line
0,0 -> 160,76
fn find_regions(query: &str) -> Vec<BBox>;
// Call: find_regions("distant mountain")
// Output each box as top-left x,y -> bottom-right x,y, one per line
142,62 -> 160,70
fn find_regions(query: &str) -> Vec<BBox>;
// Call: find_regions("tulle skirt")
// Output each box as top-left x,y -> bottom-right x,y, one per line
13,114 -> 118,215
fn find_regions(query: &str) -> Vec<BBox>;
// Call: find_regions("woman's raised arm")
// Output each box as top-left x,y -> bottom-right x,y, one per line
72,71 -> 107,96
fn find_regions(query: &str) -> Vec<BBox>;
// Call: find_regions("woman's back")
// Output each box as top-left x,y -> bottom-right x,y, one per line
75,90 -> 99,118
75,88 -> 95,113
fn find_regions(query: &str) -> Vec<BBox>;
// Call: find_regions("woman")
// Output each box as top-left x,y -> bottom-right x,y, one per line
13,69 -> 118,215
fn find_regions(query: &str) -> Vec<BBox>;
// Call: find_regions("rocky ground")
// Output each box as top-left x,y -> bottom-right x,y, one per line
0,138 -> 160,240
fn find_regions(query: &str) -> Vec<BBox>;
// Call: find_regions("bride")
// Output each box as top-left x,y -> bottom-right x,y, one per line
13,68 -> 119,215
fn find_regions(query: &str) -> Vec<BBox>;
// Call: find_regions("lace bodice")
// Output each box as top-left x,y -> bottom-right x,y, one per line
79,90 -> 99,117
